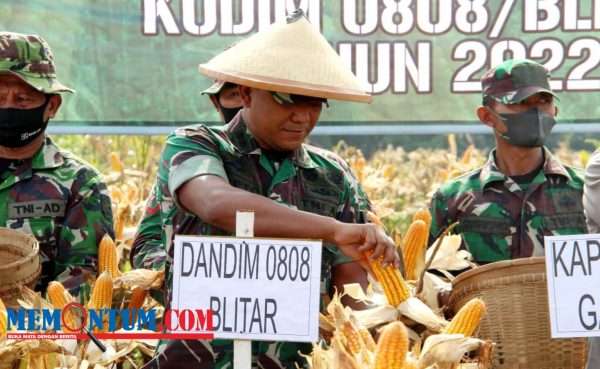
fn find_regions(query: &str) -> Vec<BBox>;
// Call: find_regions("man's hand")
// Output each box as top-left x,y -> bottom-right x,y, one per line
332,222 -> 400,278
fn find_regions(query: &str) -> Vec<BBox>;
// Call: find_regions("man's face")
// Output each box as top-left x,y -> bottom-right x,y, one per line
241,87 -> 323,152
0,74 -> 49,112
218,85 -> 242,109
487,92 -> 557,134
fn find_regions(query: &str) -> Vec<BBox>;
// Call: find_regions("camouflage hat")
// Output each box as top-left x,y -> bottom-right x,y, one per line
481,59 -> 556,104
0,32 -> 74,94
200,80 -> 239,95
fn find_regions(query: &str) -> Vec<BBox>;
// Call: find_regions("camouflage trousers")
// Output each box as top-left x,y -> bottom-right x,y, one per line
141,339 -> 312,369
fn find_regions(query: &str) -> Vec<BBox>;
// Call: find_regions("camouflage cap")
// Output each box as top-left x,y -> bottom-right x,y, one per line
200,80 -> 239,95
0,32 -> 74,94
481,59 -> 556,104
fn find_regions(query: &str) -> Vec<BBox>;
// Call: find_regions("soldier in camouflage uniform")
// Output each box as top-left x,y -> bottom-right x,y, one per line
131,10 -> 398,369
133,79 -> 242,307
0,32 -> 114,298
429,59 -> 587,265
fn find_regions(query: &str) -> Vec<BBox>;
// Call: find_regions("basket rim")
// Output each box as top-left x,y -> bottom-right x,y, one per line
451,256 -> 545,288
0,227 -> 40,272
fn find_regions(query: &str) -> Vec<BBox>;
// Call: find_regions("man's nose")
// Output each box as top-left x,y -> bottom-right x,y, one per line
290,106 -> 311,124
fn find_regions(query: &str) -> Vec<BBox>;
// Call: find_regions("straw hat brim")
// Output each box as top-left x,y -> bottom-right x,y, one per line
198,14 -> 371,103
199,64 -> 371,103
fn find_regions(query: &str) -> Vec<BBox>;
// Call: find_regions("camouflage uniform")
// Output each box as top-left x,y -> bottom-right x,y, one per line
0,137 -> 113,294
0,32 -> 113,296
429,148 -> 586,264
131,114 -> 372,368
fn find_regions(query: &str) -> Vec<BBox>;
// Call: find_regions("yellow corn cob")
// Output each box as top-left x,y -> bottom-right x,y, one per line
443,298 -> 486,336
366,211 -> 384,229
99,233 -> 119,278
366,211 -> 410,306
381,164 -> 394,179
460,145 -> 475,165
46,281 -> 77,332
88,271 -> 114,311
114,205 -> 126,241
127,287 -> 148,323
358,326 -> 376,352
402,220 -> 428,280
0,298 -> 7,335
367,250 -> 411,307
411,208 -> 431,231
341,321 -> 362,354
110,187 -> 123,204
109,152 -> 123,172
128,287 -> 147,310
47,281 -> 73,309
88,271 -> 114,332
373,321 -> 408,369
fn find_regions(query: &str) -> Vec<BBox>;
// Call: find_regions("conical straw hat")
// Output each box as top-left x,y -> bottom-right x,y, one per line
199,10 -> 371,103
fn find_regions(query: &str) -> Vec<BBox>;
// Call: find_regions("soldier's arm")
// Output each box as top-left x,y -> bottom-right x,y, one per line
131,181 -> 166,271
584,149 -> 600,232
54,170 -> 114,296
428,190 -> 450,247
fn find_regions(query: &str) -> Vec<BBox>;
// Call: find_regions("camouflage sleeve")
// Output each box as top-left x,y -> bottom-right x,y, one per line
159,126 -> 229,209
428,190 -> 450,247
130,181 -> 167,305
331,165 -> 374,267
131,181 -> 165,270
54,169 -> 114,297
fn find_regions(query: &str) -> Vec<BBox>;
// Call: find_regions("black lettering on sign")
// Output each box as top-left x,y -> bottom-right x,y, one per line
579,294 -> 597,330
8,200 -> 66,218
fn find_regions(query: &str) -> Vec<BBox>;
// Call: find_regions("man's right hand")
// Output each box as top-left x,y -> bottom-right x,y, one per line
331,222 -> 400,278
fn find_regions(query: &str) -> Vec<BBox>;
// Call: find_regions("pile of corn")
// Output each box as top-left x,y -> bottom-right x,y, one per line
0,234 -> 163,369
313,210 -> 492,368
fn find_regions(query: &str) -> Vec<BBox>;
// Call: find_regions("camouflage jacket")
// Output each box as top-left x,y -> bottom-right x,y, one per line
0,136 -> 114,296
131,115 -> 372,369
429,147 -> 587,264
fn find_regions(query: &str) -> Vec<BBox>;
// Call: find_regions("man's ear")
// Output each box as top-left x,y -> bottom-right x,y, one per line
46,94 -> 62,119
554,105 -> 558,117
476,106 -> 495,128
239,85 -> 252,108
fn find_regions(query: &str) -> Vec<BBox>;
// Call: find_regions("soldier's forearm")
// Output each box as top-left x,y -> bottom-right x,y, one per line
178,175 -> 340,242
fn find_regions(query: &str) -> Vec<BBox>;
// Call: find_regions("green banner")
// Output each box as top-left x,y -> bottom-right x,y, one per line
2,0 -> 600,125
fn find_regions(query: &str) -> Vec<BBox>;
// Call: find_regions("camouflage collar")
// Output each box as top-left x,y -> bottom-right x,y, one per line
480,147 -> 572,190
1,136 -> 63,190
225,115 -> 318,169
31,136 -> 64,169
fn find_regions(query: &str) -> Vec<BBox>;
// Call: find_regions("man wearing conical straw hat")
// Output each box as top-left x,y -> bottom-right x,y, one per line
132,10 -> 398,368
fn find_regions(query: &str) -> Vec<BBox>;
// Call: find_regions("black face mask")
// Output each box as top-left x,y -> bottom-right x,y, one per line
0,96 -> 51,148
219,105 -> 242,124
490,107 -> 556,148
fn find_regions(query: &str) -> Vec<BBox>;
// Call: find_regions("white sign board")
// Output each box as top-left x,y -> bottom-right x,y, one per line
545,233 -> 600,338
172,235 -> 322,342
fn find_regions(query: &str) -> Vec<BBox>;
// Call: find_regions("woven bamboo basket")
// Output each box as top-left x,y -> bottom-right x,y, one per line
0,227 -> 41,306
449,257 -> 588,369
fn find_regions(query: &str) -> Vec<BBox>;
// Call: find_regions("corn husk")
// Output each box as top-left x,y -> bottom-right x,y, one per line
113,269 -> 164,290
418,334 -> 485,369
